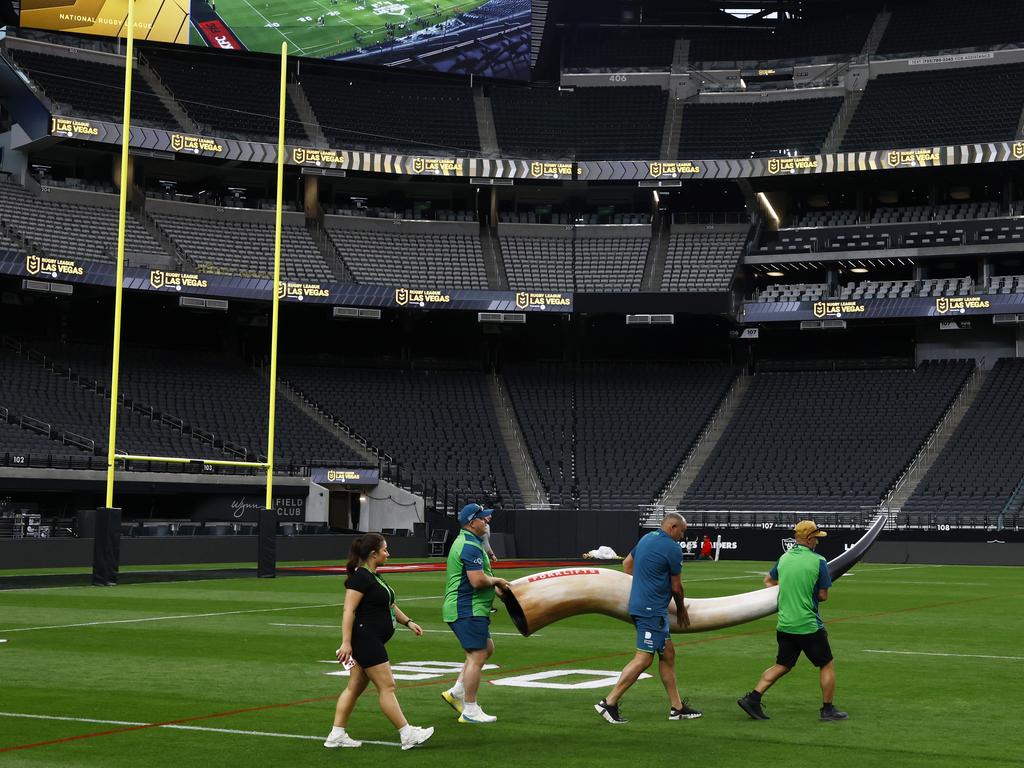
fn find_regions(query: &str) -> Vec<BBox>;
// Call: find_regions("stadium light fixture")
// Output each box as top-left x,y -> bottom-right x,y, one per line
851,267 -> 869,273
766,270 -> 784,277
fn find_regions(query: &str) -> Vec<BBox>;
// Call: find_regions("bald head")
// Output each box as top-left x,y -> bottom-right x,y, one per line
661,512 -> 687,542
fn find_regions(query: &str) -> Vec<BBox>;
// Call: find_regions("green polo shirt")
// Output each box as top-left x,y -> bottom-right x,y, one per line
442,529 -> 495,621
770,544 -> 832,634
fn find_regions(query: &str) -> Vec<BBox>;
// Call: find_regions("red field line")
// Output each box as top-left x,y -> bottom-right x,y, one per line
281,559 -> 608,574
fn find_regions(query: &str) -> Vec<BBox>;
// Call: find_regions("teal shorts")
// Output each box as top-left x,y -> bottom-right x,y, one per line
448,616 -> 491,651
634,614 -> 669,654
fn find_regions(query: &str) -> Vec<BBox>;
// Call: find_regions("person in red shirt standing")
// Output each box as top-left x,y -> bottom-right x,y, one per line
699,535 -> 713,560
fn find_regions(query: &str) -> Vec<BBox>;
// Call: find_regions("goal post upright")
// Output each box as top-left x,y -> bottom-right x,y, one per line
258,41 -> 289,578
98,30 -> 288,582
265,40 -> 288,514
103,0 -> 136,512
94,0 -> 137,586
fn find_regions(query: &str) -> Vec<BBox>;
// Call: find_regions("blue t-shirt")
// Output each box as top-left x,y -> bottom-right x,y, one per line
627,530 -> 683,619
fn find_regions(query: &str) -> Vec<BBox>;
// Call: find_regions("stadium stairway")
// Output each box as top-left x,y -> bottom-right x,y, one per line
132,196 -> 192,271
272,376 -> 378,464
822,90 -> 864,154
879,366 -> 989,512
136,54 -> 197,134
673,38 -> 690,68
641,211 -> 670,292
480,219 -> 508,290
307,217 -> 355,282
489,374 -> 547,505
660,99 -> 683,160
287,80 -> 327,147
861,10 -> 893,57
474,85 -> 500,157
660,370 -> 749,508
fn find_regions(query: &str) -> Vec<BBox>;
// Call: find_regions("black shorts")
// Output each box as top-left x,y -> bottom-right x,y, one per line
776,628 -> 833,669
351,621 -> 395,669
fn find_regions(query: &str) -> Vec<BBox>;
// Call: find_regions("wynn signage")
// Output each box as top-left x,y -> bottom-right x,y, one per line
193,494 -> 306,522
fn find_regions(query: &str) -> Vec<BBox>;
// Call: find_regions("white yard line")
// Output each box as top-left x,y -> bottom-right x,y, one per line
845,565 -> 944,573
0,602 -> 344,634
873,581 -> 989,586
309,0 -> 371,33
864,649 -> 1024,661
0,712 -> 399,746
270,622 -> 531,637
239,0 -> 307,53
0,595 -> 443,634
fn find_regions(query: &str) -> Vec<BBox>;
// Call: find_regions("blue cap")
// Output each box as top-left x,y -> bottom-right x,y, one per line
458,503 -> 494,526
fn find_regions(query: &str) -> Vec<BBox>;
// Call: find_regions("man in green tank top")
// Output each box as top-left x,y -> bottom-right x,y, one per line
737,520 -> 848,722
440,503 -> 511,724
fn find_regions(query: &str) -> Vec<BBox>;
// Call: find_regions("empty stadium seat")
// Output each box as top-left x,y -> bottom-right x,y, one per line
683,361 -> 974,512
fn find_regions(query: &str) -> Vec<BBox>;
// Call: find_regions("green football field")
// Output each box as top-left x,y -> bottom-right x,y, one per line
201,0 -> 486,59
1,560 -> 1022,767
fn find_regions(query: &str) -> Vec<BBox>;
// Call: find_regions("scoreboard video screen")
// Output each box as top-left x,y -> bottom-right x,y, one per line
18,0 -> 530,78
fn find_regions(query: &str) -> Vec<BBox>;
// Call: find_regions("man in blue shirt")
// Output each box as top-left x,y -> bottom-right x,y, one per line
595,512 -> 703,724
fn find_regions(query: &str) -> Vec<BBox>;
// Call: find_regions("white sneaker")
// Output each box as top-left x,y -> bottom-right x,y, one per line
458,709 -> 497,724
400,725 -> 435,750
441,688 -> 464,714
323,731 -> 362,748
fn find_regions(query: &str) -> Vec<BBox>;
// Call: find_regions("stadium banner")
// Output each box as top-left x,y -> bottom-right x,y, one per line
742,293 -> 1024,323
310,467 -> 380,486
577,141 -> 1024,181
0,252 -> 575,313
192,494 -> 307,522
20,0 -> 532,79
48,115 -> 1024,182
49,118 -> 570,179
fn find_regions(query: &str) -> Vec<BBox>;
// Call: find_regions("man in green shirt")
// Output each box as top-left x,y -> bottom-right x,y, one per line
440,503 -> 511,724
737,520 -> 848,722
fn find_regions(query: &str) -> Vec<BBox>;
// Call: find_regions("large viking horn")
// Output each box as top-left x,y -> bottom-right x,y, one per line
501,514 -> 887,637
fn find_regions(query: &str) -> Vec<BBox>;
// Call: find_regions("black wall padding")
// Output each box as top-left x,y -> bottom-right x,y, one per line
257,507 -> 277,578
91,507 -> 121,586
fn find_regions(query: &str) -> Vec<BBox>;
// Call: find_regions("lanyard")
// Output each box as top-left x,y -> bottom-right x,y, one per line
364,567 -> 396,623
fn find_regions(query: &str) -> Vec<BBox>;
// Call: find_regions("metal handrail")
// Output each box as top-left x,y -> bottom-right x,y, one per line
62,431 -> 94,451
997,472 -> 1024,530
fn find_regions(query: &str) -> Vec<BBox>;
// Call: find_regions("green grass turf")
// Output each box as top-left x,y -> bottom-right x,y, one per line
1,560 -> 1022,766
200,0 -> 485,59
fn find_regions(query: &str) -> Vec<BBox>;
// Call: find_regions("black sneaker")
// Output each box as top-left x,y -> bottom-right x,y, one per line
669,701 -> 703,720
737,694 -> 770,720
594,698 -> 628,724
820,705 -> 848,721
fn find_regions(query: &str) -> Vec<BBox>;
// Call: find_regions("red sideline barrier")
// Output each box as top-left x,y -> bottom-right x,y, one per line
279,558 -> 619,574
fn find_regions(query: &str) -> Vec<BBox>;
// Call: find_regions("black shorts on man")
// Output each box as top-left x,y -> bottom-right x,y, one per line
775,628 -> 833,668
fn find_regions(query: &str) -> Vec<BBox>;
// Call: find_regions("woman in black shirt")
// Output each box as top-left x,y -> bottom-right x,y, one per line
324,533 -> 434,751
